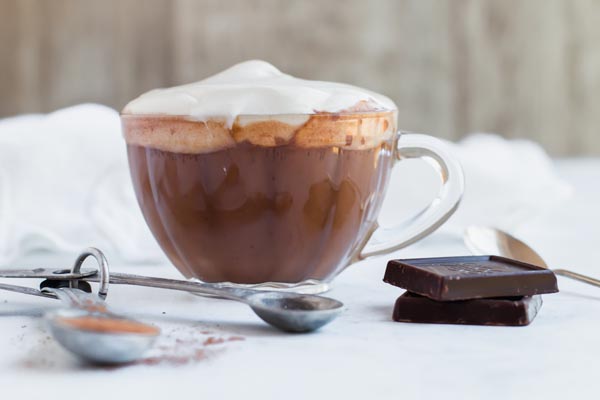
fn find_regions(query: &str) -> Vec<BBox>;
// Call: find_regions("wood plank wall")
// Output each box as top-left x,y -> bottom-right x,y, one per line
1,0 -> 598,155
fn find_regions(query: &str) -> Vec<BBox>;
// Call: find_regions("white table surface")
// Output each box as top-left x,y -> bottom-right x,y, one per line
0,159 -> 598,400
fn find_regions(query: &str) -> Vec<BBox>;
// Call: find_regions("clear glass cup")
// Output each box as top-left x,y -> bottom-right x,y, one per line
122,111 -> 464,293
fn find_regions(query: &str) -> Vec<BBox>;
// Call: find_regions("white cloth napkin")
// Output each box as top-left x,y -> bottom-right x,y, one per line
443,133 -> 572,233
0,104 -> 163,265
0,104 -> 571,265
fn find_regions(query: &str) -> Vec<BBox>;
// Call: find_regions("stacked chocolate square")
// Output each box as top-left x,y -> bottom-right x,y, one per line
383,256 -> 559,326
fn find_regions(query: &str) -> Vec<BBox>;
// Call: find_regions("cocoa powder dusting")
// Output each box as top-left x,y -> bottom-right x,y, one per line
57,316 -> 159,335
81,300 -> 108,313
203,337 -> 225,346
134,328 -> 245,367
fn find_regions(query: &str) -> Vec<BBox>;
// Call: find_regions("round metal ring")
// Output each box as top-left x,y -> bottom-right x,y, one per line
70,248 -> 110,300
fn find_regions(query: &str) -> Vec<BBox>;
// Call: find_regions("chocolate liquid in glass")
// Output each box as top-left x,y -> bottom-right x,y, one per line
127,126 -> 394,283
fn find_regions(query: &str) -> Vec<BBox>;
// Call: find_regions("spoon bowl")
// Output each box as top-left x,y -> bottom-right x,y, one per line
464,225 -> 600,288
245,292 -> 344,333
47,308 -> 159,364
43,284 -> 159,364
464,226 -> 548,267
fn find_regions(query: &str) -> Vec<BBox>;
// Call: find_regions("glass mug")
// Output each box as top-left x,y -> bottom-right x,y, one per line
122,110 -> 464,292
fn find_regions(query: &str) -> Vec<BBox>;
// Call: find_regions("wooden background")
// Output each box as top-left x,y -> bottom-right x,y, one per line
1,0 -> 599,155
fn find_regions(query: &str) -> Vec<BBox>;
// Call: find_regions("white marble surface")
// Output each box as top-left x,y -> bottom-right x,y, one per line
0,159 -> 598,400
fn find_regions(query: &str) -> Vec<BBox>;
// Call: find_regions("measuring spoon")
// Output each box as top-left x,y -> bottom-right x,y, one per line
0,282 -> 158,364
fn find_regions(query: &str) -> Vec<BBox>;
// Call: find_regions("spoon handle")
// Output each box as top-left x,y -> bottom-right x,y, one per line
44,287 -> 112,314
85,272 -> 249,302
0,282 -> 55,299
552,269 -> 600,288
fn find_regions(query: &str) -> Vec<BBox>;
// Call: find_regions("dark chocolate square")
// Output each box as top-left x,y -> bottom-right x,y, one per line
393,292 -> 542,326
384,256 -> 558,301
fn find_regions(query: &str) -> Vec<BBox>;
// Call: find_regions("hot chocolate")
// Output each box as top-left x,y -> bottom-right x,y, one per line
123,112 -> 396,283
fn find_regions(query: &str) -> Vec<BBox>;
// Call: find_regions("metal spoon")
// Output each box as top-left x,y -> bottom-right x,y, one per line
80,272 -> 344,333
464,225 -> 600,288
44,286 -> 159,364
0,282 -> 159,364
0,248 -> 344,333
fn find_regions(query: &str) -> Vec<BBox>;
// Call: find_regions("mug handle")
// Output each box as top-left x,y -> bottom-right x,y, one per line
356,132 -> 465,260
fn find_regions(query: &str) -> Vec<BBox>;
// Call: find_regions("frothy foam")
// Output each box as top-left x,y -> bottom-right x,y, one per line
122,60 -> 396,123
122,61 -> 398,153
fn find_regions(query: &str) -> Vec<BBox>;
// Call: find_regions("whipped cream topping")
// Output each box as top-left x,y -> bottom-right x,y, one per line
122,60 -> 396,125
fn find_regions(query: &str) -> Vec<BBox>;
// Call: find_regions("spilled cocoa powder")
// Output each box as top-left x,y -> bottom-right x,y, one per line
133,328 -> 246,367
203,335 -> 245,346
